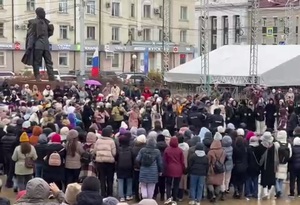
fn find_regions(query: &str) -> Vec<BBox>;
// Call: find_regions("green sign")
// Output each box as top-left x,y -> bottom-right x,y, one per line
76,44 -> 81,51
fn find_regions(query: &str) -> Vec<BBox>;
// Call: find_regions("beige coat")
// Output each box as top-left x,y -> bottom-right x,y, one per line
94,136 -> 116,163
12,145 -> 38,175
207,140 -> 226,186
179,142 -> 189,190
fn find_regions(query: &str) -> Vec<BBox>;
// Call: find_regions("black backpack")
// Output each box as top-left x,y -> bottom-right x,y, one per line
118,147 -> 133,169
80,151 -> 93,165
213,152 -> 225,174
141,150 -> 156,167
278,142 -> 290,164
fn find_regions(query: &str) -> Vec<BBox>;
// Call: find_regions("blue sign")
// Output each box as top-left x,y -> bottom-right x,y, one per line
279,41 -> 285,45
144,48 -> 149,75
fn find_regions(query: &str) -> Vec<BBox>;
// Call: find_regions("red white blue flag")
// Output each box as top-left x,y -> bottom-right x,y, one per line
91,48 -> 99,77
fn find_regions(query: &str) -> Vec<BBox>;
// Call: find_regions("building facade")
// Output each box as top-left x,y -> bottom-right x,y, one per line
195,0 -> 249,54
255,0 -> 300,45
0,0 -> 196,74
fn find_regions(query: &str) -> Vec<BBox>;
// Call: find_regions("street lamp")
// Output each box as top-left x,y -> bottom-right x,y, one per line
132,54 -> 137,84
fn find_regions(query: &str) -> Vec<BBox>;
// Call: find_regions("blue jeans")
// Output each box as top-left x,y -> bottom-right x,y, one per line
35,163 -> 43,178
190,175 -> 205,202
275,178 -> 284,193
118,178 -> 133,198
245,176 -> 258,198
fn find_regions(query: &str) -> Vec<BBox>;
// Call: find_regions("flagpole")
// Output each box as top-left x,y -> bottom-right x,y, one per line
79,0 -> 86,76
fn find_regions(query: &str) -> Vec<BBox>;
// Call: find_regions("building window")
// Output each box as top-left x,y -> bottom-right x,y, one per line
86,52 -> 93,66
130,4 -> 135,17
262,17 -> 267,27
143,5 -> 151,18
0,23 -> 4,37
262,35 -> 266,44
58,52 -> 68,66
180,54 -> 186,65
58,0 -> 68,13
112,2 -> 120,17
296,34 -> 299,44
143,28 -> 151,41
159,29 -> 163,41
87,26 -> 95,39
296,16 -> 299,34
27,0 -> 35,11
223,33 -> 228,45
212,34 -> 217,44
180,6 -> 187,20
0,0 -> 3,6
112,27 -> 119,41
273,17 -> 278,26
273,35 -> 277,44
59,25 -> 68,39
112,53 -> 119,68
224,16 -> 228,28
87,1 -> 96,14
159,6 -> 163,18
212,17 -> 217,30
234,15 -> 240,28
180,30 -> 187,42
0,51 -> 5,66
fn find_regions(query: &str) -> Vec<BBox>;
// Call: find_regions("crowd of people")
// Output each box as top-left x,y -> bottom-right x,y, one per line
1,81 -> 300,205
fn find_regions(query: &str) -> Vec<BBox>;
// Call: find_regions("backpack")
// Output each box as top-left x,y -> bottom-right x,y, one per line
117,147 -> 132,169
141,150 -> 156,167
24,154 -> 34,169
80,151 -> 93,165
48,149 -> 64,167
278,142 -> 290,164
212,152 -> 224,174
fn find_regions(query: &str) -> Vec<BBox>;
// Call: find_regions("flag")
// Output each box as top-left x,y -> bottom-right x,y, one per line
91,48 -> 99,77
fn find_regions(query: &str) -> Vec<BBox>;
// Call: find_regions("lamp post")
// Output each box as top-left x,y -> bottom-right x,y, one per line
132,54 -> 137,84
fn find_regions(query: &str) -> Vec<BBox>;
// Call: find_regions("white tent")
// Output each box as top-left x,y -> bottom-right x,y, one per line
165,45 -> 300,85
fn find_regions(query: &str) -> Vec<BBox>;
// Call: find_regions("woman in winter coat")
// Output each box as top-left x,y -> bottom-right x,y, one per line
221,135 -> 233,199
232,136 -> 248,199
79,132 -> 97,181
136,137 -> 162,199
290,137 -> 300,197
128,105 -> 140,129
245,136 -> 260,198
116,134 -> 134,202
65,130 -> 84,186
43,134 -> 66,190
12,132 -> 38,191
154,134 -> 168,201
163,137 -> 185,202
34,134 -> 48,178
257,131 -> 276,200
177,135 -> 189,201
207,135 -> 226,202
265,99 -> 277,130
132,134 -> 147,201
187,142 -> 209,205
13,178 -> 65,205
274,130 -> 292,198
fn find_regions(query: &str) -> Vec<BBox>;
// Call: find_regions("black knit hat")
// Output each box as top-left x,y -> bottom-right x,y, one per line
81,176 -> 100,192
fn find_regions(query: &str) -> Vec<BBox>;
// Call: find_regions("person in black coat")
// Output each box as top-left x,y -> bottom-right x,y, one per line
34,133 -> 49,178
0,125 -> 17,188
209,108 -> 224,132
232,136 -> 248,199
154,134 -> 168,201
289,137 -> 300,197
265,99 -> 276,130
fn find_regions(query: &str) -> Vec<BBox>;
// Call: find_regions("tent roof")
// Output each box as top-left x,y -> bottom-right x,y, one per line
261,55 -> 300,86
167,45 -> 300,77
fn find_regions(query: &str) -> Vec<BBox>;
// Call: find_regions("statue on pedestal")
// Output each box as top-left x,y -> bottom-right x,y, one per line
21,7 -> 55,81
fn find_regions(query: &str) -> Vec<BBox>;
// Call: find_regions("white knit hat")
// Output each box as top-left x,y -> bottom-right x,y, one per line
214,132 -> 222,141
237,128 -> 245,136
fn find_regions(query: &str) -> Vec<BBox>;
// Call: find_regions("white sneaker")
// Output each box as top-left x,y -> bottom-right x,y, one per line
196,203 -> 200,205
188,201 -> 195,205
164,198 -> 172,204
120,198 -> 125,202
126,196 -> 133,201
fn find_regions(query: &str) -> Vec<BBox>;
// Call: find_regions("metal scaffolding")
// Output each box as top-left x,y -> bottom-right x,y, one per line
162,0 -> 170,78
199,0 -> 210,93
249,0 -> 259,84
284,0 -> 296,44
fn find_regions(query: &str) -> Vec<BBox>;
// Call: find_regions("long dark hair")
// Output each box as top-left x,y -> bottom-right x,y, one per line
66,138 -> 78,157
20,142 -> 31,154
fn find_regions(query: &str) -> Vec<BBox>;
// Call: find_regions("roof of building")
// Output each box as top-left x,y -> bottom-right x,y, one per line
165,45 -> 300,86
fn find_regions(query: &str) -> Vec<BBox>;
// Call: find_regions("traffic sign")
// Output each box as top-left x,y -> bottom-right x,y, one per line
173,46 -> 178,53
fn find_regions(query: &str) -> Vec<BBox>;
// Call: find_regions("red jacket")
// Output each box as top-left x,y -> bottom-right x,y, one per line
142,88 -> 152,100
163,137 -> 185,177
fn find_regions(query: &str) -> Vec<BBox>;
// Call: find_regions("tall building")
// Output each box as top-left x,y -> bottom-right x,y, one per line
0,0 -> 196,74
195,0 -> 249,54
255,0 -> 299,45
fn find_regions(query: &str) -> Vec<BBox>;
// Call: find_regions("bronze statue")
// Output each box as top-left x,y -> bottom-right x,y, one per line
22,7 -> 55,81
